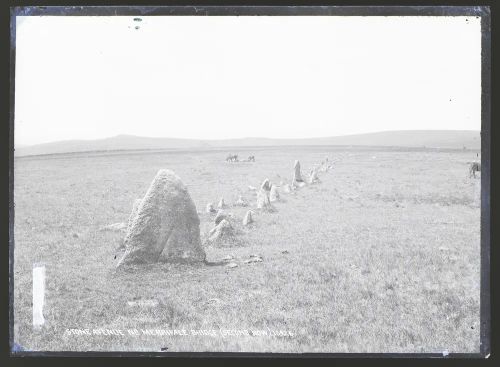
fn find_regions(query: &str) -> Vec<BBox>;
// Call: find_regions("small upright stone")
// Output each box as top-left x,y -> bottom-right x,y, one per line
206,202 -> 216,213
206,219 -> 238,247
214,209 -> 229,225
235,195 -> 248,207
269,185 -> 280,202
309,169 -> 320,184
256,187 -> 273,211
242,210 -> 254,226
217,197 -> 226,209
261,178 -> 271,191
293,160 -> 305,186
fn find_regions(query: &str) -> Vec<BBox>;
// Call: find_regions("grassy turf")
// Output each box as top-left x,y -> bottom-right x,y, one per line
12,146 -> 481,352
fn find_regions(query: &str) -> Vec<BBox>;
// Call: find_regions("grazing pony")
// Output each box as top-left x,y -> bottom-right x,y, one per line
469,161 -> 481,178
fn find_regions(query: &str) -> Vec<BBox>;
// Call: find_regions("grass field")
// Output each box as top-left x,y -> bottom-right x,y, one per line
12,146 -> 481,353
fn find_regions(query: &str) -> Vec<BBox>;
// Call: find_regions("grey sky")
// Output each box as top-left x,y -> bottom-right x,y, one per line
15,15 -> 481,146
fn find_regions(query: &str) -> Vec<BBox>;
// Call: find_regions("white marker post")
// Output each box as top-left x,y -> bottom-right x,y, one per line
32,265 -> 46,330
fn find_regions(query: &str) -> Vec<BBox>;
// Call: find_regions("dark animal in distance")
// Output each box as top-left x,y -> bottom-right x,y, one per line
469,162 -> 481,178
226,154 -> 239,162
247,156 -> 255,162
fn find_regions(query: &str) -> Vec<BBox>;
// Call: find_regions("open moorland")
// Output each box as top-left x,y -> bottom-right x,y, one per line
13,145 -> 481,353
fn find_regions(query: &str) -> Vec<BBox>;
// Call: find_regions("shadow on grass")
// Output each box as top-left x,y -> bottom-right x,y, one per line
203,259 -> 227,267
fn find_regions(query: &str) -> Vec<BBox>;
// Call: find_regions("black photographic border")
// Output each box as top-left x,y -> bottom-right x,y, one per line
7,4 -> 491,359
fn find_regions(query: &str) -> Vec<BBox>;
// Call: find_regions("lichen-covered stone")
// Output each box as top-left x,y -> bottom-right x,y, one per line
127,198 -> 143,231
117,169 -> 205,266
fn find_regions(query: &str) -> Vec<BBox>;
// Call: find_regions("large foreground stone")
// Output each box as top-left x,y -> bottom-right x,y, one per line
117,169 -> 206,266
127,198 -> 143,231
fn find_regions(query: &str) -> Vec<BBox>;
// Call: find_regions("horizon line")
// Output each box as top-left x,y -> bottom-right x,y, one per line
16,129 -> 481,148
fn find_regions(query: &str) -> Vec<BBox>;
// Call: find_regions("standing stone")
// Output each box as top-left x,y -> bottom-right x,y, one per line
256,188 -> 273,211
214,209 -> 229,225
235,195 -> 248,207
293,160 -> 305,186
309,169 -> 320,184
117,169 -> 205,266
217,197 -> 226,209
206,202 -> 216,213
127,199 -> 143,231
269,185 -> 280,202
242,210 -> 254,226
261,178 -> 271,191
207,219 -> 236,246
115,199 -> 143,251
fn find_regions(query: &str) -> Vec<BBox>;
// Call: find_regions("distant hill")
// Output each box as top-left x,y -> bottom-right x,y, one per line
14,130 -> 480,157
14,135 -> 210,157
